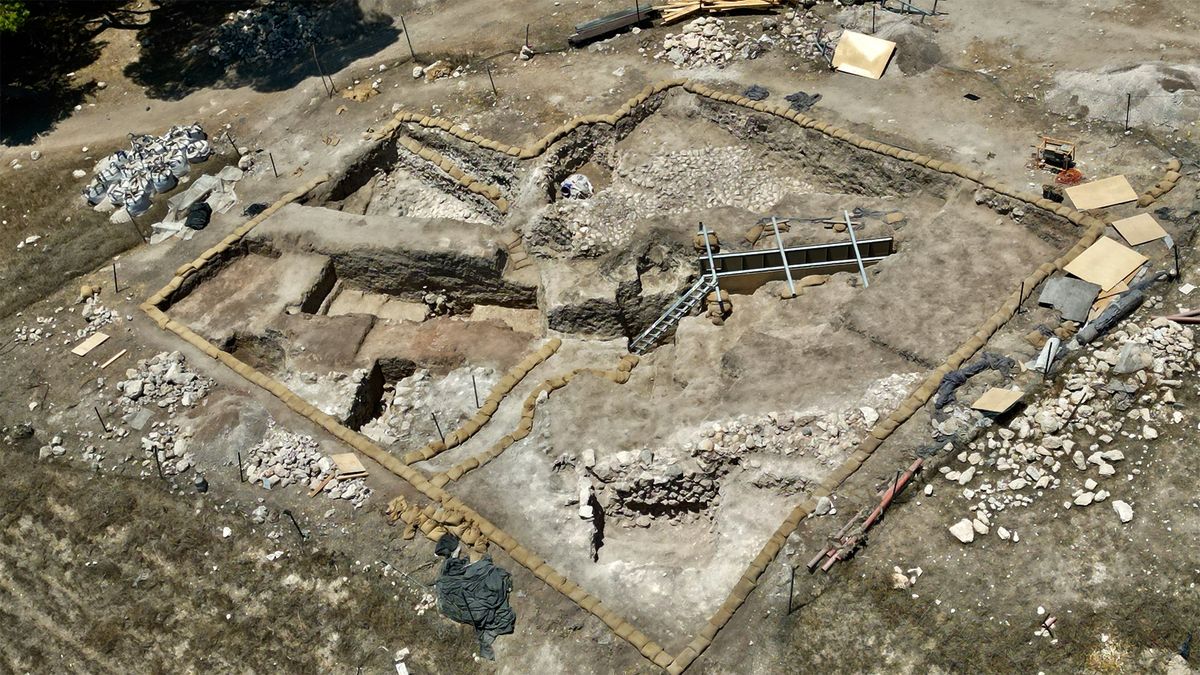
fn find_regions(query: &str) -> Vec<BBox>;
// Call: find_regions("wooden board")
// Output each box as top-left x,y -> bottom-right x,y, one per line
100,349 -> 128,369
331,452 -> 367,476
971,387 -> 1024,414
1064,175 -> 1138,211
832,31 -> 896,80
1064,236 -> 1148,292
71,332 -> 109,357
1112,213 -> 1168,246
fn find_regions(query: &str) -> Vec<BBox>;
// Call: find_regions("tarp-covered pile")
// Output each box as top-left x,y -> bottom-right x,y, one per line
434,534 -> 516,660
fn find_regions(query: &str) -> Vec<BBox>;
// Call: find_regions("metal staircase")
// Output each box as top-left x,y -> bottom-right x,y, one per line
628,276 -> 716,355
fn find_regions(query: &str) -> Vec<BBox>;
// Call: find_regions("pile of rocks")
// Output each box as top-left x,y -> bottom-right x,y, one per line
138,423 -> 196,476
654,18 -> 763,69
204,5 -> 322,65
243,422 -> 372,509
942,317 -> 1195,542
769,9 -> 829,61
530,146 -> 813,258
74,294 -> 118,339
582,372 -> 919,526
114,352 -> 213,416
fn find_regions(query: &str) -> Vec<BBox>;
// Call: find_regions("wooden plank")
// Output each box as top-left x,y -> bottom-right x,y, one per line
308,474 -> 334,497
1112,213 -> 1168,246
71,332 -> 110,357
99,348 -> 128,369
331,452 -> 367,476
1064,175 -> 1138,211
971,387 -> 1024,414
1063,236 -> 1148,291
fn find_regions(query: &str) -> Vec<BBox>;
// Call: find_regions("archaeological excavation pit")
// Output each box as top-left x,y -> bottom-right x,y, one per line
160,86 -> 1088,647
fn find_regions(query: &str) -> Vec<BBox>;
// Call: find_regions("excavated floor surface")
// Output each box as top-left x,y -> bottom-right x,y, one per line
164,92 -> 1083,647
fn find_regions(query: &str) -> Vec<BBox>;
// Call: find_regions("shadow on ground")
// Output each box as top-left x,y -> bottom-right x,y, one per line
123,0 -> 399,101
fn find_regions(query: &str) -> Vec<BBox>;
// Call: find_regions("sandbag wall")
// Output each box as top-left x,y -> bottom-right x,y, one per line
142,80 -> 1145,674
1138,158 -> 1183,207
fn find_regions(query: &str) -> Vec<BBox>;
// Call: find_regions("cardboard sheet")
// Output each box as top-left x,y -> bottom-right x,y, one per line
1064,175 -> 1138,211
331,452 -> 367,476
832,31 -> 897,80
1064,236 -> 1148,291
972,387 -> 1024,414
1112,213 -> 1168,246
71,332 -> 109,357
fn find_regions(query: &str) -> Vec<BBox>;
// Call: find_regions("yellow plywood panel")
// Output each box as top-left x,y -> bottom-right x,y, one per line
1064,236 -> 1148,291
1064,175 -> 1138,211
971,387 -> 1024,414
331,452 -> 367,476
71,332 -> 109,357
1112,213 -> 1167,246
832,31 -> 897,80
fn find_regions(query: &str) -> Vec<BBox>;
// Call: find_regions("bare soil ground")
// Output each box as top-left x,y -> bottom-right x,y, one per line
1,0 -> 1198,672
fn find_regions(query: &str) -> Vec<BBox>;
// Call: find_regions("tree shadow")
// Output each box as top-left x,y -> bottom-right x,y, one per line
0,2 -> 128,145
124,0 -> 400,101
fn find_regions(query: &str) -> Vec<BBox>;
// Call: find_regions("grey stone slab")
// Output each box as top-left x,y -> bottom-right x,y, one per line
1038,276 -> 1101,323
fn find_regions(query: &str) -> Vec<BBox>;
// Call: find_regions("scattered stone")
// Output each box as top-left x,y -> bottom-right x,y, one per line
815,495 -> 833,515
949,519 -> 975,543
1112,500 -> 1134,523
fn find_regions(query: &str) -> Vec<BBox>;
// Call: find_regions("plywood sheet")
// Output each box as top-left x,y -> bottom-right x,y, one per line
1064,236 -> 1148,291
1064,175 -> 1138,211
972,387 -> 1024,413
71,332 -> 109,357
331,452 -> 366,476
1112,213 -> 1167,246
832,31 -> 897,80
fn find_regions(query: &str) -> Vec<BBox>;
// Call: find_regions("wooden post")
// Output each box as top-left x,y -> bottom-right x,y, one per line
400,15 -> 416,60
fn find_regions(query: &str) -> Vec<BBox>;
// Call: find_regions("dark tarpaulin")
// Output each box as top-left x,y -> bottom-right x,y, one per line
934,352 -> 1016,409
435,534 -> 516,660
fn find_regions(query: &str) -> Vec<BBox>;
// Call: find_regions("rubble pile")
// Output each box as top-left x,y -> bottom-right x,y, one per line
581,373 -> 920,527
940,317 -> 1195,543
204,5 -> 322,65
531,146 -> 812,258
138,423 -> 197,476
654,18 -> 763,69
114,351 -> 213,415
243,422 -> 372,509
75,294 -> 118,339
772,9 -> 832,61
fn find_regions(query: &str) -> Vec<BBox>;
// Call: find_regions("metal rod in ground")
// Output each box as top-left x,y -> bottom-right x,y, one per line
151,447 -> 164,479
431,413 -> 445,443
283,509 -> 306,541
471,373 -> 480,408
700,222 -> 721,305
1173,243 -> 1181,281
871,3 -> 876,32
485,65 -> 498,99
224,130 -> 242,158
237,451 -> 245,483
94,406 -> 108,433
269,152 -> 279,178
111,262 -> 119,293
1125,93 -> 1132,131
787,565 -> 796,615
311,44 -> 333,98
525,23 -> 530,47
400,15 -> 416,60
127,214 -> 147,243
844,210 -> 869,287
771,216 -> 795,297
